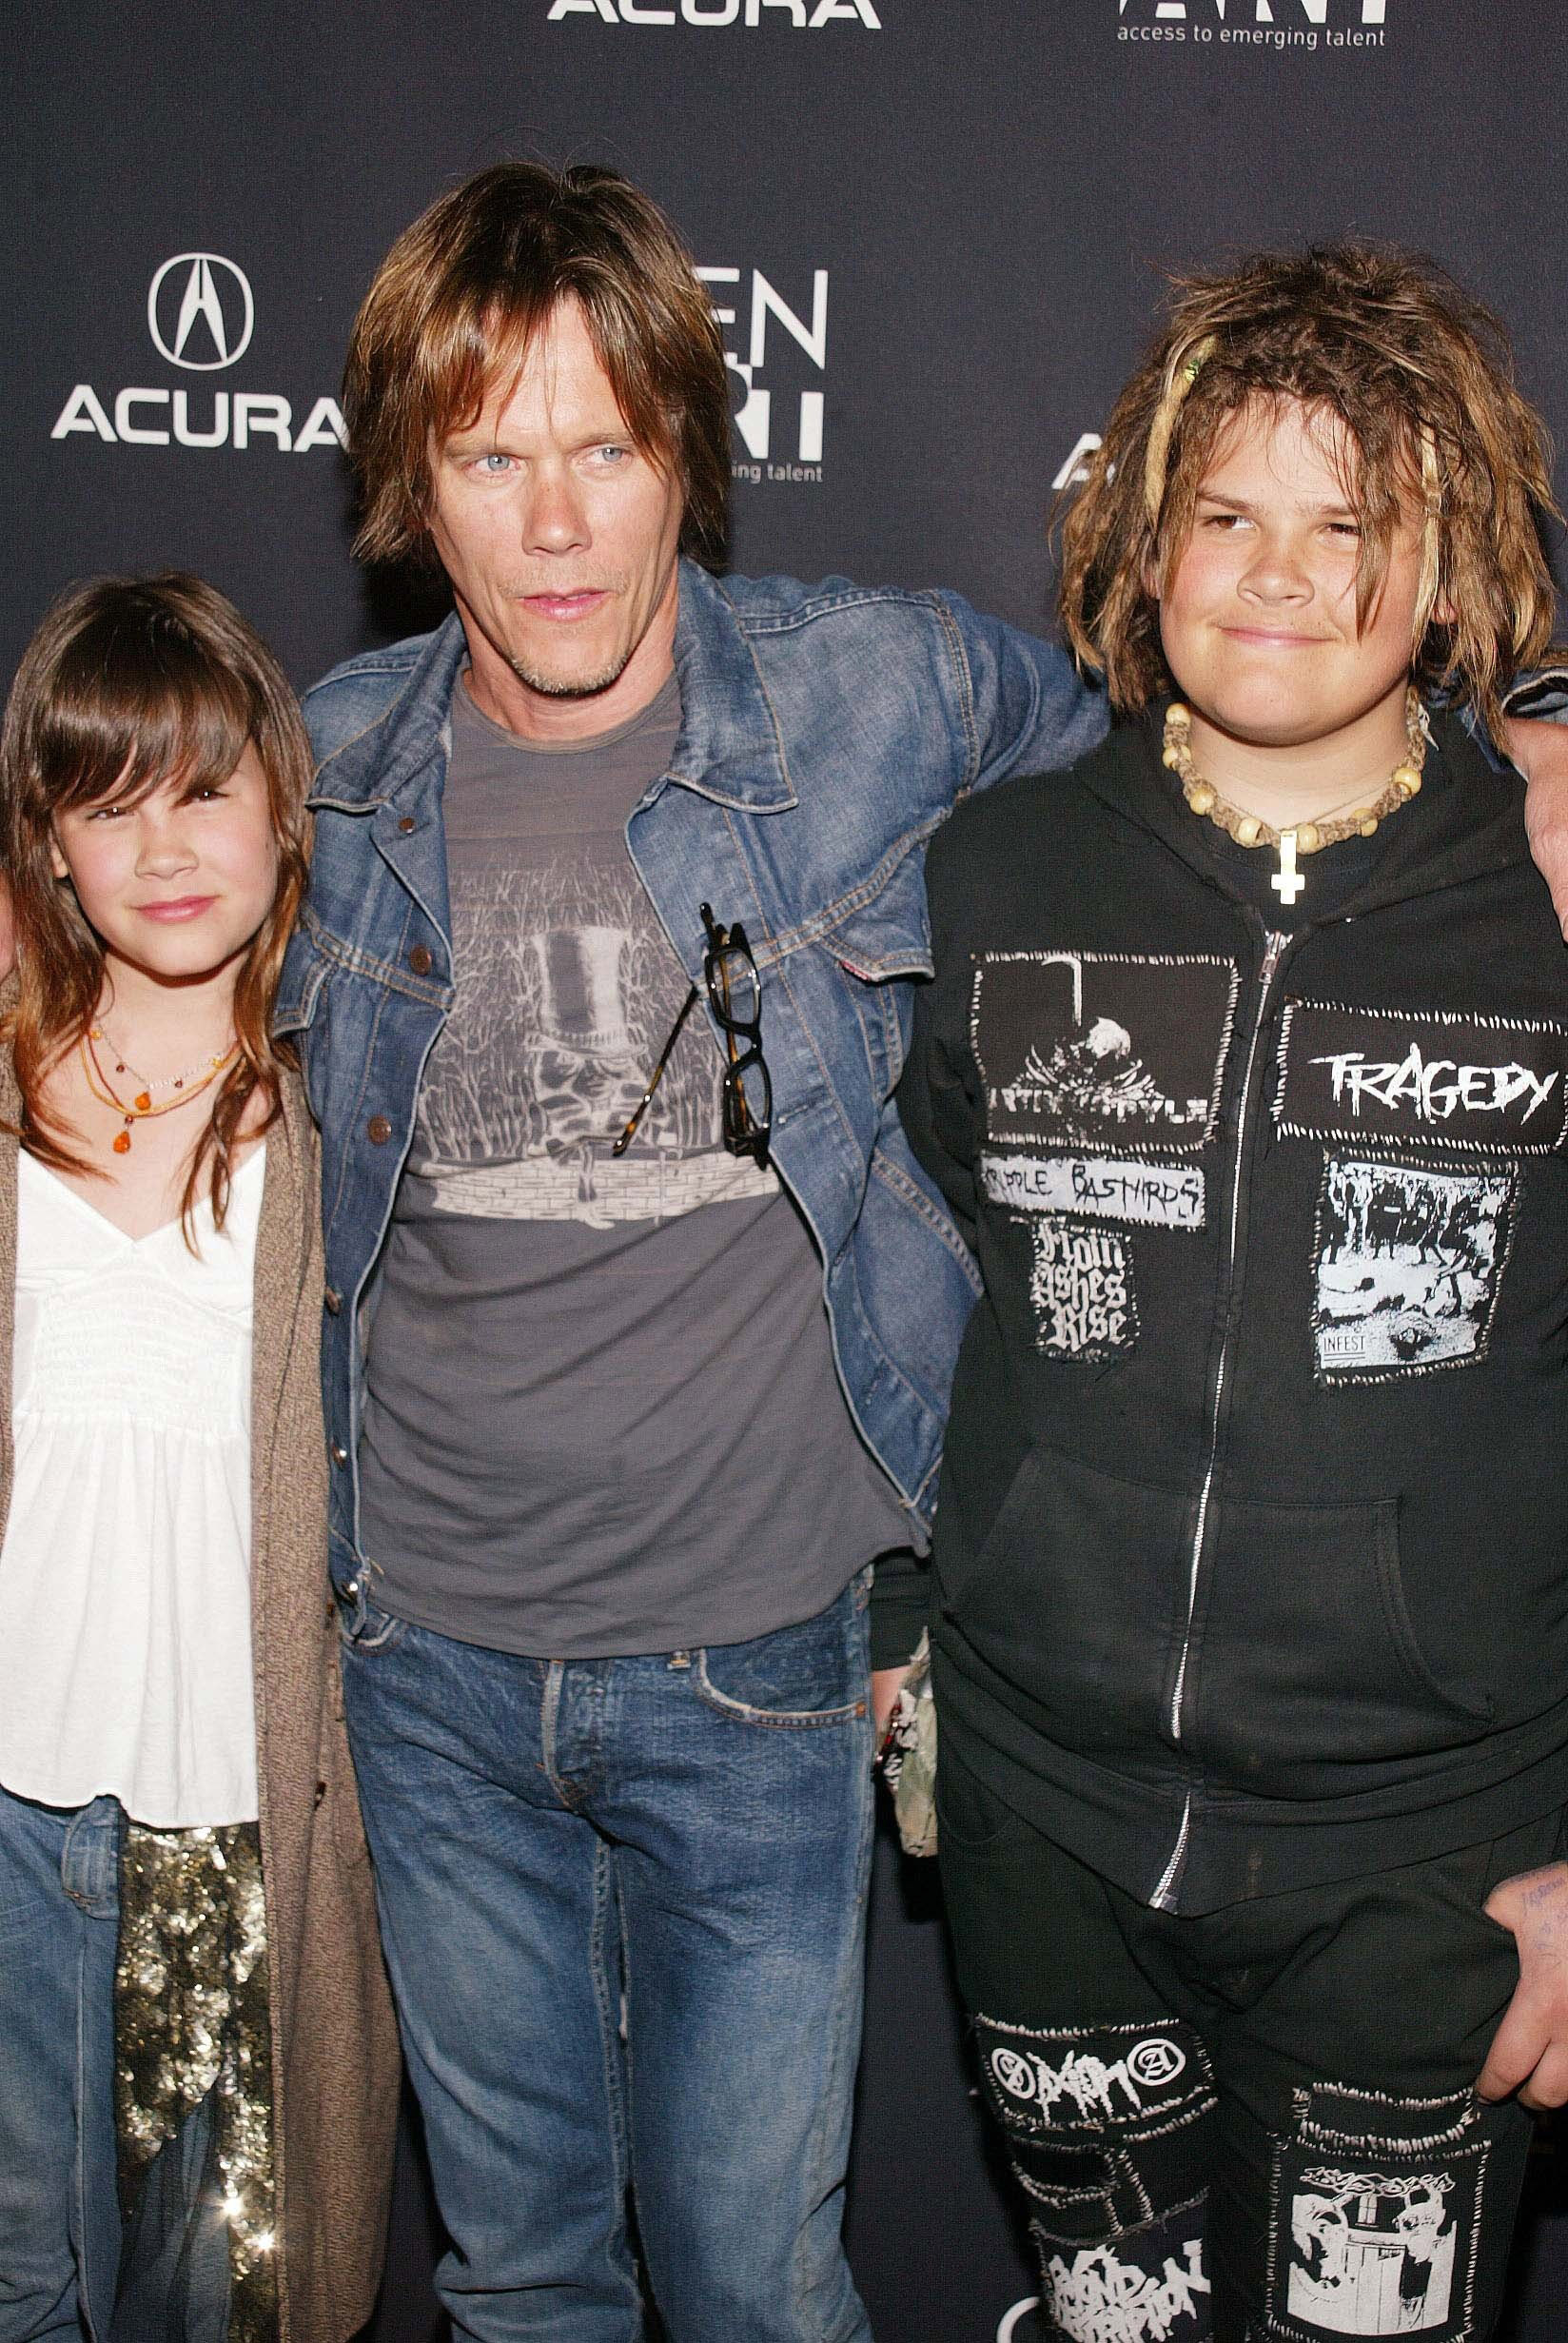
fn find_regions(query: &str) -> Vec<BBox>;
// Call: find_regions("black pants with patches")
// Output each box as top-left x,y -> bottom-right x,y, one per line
937,1745 -> 1558,2343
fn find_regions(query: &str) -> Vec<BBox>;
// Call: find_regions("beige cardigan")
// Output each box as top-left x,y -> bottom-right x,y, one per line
0,1055 -> 401,2341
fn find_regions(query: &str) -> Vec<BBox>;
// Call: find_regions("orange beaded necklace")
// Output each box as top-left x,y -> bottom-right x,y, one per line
80,1025 -> 238,1154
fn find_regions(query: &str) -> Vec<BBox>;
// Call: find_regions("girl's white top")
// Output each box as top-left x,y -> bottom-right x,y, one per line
0,1145 -> 265,1827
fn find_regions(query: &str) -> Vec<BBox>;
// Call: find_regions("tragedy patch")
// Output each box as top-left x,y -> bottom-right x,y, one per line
1312,1156 -> 1514,1381
971,953 -> 1239,1154
1275,1002 -> 1568,1157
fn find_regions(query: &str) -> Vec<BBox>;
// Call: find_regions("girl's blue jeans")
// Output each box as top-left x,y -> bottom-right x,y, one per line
0,1785 -> 229,2343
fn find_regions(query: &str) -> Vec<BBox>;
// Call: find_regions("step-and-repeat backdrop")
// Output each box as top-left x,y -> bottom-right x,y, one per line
7,5 -> 1566,2337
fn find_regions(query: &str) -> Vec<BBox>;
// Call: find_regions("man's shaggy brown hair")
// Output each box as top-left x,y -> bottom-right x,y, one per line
344,162 -> 731,572
1058,243 -> 1560,737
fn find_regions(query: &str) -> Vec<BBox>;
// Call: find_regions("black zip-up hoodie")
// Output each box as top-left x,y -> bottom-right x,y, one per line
901,711 -> 1568,1916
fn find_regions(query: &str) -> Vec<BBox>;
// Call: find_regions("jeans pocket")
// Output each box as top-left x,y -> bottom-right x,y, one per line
340,1598 -> 410,1657
1468,1809 -> 1568,1945
694,1583 -> 870,1728
934,1742 -> 1034,1856
62,1797 -> 122,1917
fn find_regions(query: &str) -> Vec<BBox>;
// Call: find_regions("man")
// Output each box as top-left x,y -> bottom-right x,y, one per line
278,164 -> 1568,2341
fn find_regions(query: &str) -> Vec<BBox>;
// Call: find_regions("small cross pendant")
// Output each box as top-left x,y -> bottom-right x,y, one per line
1271,830 -> 1304,906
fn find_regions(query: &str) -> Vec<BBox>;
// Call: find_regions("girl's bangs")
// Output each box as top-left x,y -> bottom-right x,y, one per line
36,634 -> 255,816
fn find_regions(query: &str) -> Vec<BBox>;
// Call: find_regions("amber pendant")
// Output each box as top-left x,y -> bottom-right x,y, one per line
112,1130 -> 131,1154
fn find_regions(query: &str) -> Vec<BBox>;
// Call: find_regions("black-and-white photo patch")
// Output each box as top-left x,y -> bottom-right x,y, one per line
981,1152 -> 1205,1231
1030,1217 -> 1139,1358
1275,1001 -> 1568,1157
1264,2135 -> 1488,2341
971,953 -> 1239,1154
1312,1157 -> 1514,1382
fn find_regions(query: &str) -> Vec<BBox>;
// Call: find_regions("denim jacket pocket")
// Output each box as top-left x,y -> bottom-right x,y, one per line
821,851 -> 935,1102
275,920 -> 331,1038
275,931 -> 333,1127
833,958 -> 911,1101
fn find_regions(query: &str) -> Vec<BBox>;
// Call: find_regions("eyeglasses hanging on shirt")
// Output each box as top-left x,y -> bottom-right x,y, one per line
611,902 -> 773,1169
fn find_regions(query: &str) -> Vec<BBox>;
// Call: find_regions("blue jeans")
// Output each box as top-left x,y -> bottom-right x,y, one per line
0,1790 -> 120,2343
341,1572 -> 876,2343
0,1788 -> 234,2343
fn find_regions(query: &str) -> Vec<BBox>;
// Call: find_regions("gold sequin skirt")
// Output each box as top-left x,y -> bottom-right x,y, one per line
115,1821 -> 278,2341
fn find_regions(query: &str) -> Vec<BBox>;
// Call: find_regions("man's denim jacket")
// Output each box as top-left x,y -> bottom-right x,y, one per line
278,560 -> 1107,1608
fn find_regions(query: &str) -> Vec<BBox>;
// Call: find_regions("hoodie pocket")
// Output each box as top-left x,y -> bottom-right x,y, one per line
1190,1492 -> 1493,1788
940,1445 -> 1187,1763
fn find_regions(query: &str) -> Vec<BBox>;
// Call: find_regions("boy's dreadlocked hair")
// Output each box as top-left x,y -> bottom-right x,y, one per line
1058,243 -> 1560,738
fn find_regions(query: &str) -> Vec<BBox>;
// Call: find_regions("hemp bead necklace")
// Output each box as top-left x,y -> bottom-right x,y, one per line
1163,685 -> 1427,906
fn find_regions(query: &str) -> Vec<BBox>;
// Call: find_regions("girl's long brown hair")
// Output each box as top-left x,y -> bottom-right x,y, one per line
0,574 -> 312,1233
1057,243 -> 1561,738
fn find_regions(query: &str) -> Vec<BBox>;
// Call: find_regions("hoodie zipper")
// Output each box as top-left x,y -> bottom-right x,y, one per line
1148,923 -> 1289,1913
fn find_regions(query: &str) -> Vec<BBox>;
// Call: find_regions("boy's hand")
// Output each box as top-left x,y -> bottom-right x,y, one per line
1505,716 -> 1568,937
1477,1860 -> 1568,2107
872,1664 -> 911,1747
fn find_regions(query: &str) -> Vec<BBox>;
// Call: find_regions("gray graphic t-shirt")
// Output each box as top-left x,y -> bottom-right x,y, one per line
357,671 -> 906,1657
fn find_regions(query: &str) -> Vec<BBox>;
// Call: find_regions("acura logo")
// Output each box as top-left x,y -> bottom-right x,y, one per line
147,253 -> 255,371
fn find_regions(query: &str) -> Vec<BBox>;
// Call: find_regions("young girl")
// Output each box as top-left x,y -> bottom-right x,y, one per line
898,246 -> 1568,2342
0,576 -> 398,2341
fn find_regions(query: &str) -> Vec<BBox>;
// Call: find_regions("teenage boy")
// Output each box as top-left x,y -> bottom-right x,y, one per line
900,244 -> 1568,2343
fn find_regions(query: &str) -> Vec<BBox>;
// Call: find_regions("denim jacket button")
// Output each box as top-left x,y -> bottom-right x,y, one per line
323,1286 -> 343,1314
366,1115 -> 392,1144
331,1443 -> 349,1467
397,815 -> 417,835
408,945 -> 433,975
